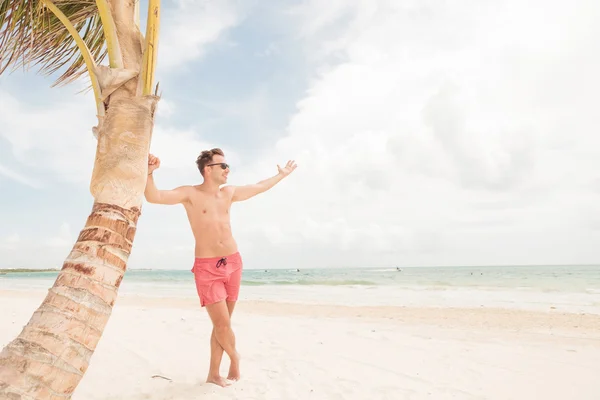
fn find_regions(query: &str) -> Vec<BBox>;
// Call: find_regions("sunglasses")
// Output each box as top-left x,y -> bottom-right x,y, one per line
207,162 -> 230,170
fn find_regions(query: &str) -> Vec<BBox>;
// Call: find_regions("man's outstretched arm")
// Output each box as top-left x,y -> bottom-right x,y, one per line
145,175 -> 190,205
232,160 -> 297,202
144,154 -> 191,205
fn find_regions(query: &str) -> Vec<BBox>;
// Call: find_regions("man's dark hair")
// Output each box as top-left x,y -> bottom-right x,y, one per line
196,148 -> 225,176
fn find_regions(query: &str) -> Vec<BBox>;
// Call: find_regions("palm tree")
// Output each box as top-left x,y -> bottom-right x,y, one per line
0,0 -> 162,398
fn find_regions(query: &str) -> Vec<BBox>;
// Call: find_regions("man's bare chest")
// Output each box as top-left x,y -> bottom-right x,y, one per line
188,194 -> 231,218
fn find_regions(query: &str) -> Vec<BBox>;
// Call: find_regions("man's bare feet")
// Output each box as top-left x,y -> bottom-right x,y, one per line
227,352 -> 241,381
206,375 -> 232,387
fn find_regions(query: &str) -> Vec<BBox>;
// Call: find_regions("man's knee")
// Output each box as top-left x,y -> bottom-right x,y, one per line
214,319 -> 231,333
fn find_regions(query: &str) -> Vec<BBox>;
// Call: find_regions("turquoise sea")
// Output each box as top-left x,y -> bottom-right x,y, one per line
2,265 -> 600,313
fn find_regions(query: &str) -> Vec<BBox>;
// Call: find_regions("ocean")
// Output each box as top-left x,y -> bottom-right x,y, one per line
2,265 -> 599,314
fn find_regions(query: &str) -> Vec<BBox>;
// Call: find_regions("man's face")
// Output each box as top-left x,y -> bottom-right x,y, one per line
206,154 -> 230,184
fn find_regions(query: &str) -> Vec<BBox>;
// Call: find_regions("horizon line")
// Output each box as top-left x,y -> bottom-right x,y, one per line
2,263 -> 599,273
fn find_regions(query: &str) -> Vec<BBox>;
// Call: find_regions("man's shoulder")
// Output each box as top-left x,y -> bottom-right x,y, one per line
173,185 -> 195,193
220,185 -> 237,201
220,185 -> 236,193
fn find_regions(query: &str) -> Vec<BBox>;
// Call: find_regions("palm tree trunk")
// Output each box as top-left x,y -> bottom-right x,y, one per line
0,0 -> 158,396
0,94 -> 158,399
0,203 -> 138,399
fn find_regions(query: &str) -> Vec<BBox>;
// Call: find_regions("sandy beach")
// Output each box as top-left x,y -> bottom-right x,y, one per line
1,288 -> 599,400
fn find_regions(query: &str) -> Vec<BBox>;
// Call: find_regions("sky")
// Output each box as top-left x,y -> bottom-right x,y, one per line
1,0 -> 600,270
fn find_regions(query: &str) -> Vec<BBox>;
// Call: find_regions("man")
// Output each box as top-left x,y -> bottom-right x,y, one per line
144,148 -> 297,387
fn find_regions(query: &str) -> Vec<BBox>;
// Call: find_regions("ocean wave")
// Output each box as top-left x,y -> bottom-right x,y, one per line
368,268 -> 400,272
241,279 -> 377,286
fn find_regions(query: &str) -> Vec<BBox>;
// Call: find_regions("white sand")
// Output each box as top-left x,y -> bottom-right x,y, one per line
1,290 -> 600,399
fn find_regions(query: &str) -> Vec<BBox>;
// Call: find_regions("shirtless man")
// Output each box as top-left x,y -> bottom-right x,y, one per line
144,148 -> 297,387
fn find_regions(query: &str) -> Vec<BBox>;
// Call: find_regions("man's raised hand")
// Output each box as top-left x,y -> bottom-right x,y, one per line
277,160 -> 297,177
148,154 -> 161,175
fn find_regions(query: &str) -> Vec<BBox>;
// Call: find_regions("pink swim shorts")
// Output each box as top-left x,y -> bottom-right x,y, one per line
191,252 -> 243,307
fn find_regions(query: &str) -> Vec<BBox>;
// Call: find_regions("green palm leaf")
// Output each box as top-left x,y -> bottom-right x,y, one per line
0,0 -> 106,86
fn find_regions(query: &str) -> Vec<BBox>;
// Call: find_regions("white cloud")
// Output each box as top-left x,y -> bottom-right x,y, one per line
194,88 -> 271,130
156,98 -> 176,119
2,0 -> 600,270
0,227 -> 75,268
0,92 -> 229,187
158,0 -> 241,71
0,89 -> 97,184
0,234 -> 20,251
44,222 -> 73,248
226,0 -> 600,268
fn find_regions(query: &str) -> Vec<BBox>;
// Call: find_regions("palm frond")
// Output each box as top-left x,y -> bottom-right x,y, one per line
138,0 -> 160,96
0,0 -> 106,86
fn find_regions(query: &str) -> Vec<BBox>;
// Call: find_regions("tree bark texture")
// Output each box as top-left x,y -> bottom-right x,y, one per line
0,94 -> 159,399
0,203 -> 139,399
0,0 -> 160,397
